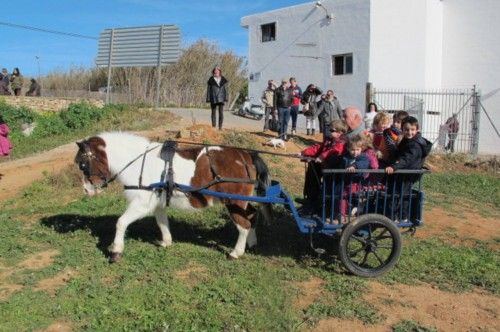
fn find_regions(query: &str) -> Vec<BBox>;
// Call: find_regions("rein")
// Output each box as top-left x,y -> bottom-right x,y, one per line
98,145 -> 162,189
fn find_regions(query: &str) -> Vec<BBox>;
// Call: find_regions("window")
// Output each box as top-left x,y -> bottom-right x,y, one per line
332,53 -> 353,75
261,23 -> 276,42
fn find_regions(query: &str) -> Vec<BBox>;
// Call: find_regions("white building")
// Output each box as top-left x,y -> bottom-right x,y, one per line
241,0 -> 500,154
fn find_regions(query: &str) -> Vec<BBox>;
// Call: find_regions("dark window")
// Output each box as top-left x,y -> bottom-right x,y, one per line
332,53 -> 353,75
261,23 -> 276,42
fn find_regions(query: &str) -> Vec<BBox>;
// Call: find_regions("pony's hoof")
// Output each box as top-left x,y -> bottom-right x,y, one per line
109,252 -> 123,263
226,253 -> 238,260
154,240 -> 172,248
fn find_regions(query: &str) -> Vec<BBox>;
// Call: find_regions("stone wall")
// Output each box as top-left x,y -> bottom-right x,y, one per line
1,96 -> 105,112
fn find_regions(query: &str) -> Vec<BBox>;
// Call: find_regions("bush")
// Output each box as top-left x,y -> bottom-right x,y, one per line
32,113 -> 69,137
0,100 -> 36,130
59,102 -> 102,129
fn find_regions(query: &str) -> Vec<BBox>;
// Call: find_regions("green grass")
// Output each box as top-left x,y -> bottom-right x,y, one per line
423,172 -> 500,215
0,168 -> 499,331
392,320 -> 437,332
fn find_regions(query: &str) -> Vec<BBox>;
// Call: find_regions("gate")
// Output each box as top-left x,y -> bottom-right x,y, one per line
368,85 -> 480,155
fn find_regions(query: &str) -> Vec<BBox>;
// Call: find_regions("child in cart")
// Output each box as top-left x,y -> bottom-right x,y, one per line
299,119 -> 348,214
335,135 -> 376,223
385,116 -> 432,221
379,111 -> 409,167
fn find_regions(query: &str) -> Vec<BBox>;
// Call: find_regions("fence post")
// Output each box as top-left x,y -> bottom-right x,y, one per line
470,85 -> 480,156
365,82 -> 373,110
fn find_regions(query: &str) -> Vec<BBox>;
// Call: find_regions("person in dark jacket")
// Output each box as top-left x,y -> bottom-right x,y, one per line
386,116 -> 432,221
206,66 -> 228,130
25,78 -> 41,96
318,89 -> 342,138
301,84 -> 322,135
0,68 -> 11,95
289,77 -> 302,136
275,78 -> 293,140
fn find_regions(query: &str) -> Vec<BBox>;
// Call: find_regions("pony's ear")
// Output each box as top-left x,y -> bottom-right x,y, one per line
76,141 -> 85,150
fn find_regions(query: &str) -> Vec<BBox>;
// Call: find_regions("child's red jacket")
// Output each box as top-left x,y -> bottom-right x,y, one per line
301,137 -> 345,161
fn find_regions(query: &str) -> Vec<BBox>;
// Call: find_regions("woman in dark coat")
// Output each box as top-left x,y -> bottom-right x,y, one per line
206,66 -> 228,130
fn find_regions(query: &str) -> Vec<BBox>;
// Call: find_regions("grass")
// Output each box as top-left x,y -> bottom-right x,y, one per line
3,106 -> 177,160
423,172 -> 500,215
392,320 -> 437,332
0,166 -> 499,331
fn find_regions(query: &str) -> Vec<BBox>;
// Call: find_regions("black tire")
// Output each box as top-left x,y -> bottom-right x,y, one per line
338,214 -> 402,278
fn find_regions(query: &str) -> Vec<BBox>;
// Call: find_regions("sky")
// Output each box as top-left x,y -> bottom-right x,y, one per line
0,0 -> 308,77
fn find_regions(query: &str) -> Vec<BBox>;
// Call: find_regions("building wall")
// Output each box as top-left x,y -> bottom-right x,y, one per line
241,0 -> 370,109
369,0 -> 443,88
441,0 -> 500,154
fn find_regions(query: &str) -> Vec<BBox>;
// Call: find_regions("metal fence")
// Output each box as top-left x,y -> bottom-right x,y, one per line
369,85 -> 480,155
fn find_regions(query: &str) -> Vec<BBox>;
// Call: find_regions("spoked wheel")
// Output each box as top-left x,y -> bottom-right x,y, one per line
338,214 -> 402,277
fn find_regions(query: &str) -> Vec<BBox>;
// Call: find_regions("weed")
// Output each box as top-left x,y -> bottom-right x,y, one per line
392,319 -> 437,332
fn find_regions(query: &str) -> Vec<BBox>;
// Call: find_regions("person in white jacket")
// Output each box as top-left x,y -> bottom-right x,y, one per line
364,102 -> 378,130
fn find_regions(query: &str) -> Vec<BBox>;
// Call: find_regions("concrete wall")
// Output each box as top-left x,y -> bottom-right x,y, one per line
441,0 -> 500,154
241,0 -> 370,109
369,0 -> 442,88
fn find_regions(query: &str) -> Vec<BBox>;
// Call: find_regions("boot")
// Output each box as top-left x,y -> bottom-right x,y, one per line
307,129 -> 311,136
312,129 -> 315,135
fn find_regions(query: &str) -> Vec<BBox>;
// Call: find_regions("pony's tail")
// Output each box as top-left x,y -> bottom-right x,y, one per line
251,152 -> 270,196
251,152 -> 273,222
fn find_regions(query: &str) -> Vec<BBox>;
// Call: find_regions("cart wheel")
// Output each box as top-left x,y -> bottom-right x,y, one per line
338,214 -> 402,278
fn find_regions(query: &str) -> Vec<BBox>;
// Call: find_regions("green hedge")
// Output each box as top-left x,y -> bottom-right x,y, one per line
0,100 -> 126,138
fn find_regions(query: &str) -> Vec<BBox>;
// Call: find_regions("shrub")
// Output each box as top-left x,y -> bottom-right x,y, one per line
59,102 -> 102,129
0,100 -> 36,130
32,113 -> 69,137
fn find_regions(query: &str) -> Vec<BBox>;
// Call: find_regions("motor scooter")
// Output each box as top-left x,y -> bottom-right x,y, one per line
237,97 -> 264,120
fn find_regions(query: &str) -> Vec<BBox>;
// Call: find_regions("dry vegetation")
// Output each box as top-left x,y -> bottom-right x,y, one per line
41,40 -> 247,107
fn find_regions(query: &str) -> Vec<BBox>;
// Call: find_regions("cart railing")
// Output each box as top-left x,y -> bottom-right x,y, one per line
319,169 -> 430,227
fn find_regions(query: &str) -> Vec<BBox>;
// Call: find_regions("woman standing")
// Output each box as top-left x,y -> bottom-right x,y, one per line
364,102 -> 378,130
10,68 -> 24,96
206,66 -> 228,130
301,84 -> 322,135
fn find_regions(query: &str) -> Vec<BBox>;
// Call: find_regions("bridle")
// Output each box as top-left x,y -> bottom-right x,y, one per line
77,146 -> 110,189
77,141 -> 162,191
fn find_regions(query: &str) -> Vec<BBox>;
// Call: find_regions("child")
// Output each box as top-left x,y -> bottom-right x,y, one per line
337,135 -> 373,222
0,116 -> 13,157
379,111 -> 409,166
300,119 -> 348,214
385,116 -> 432,174
370,112 -> 391,153
385,116 -> 432,221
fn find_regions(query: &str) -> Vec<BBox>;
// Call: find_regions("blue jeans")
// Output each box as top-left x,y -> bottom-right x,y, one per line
290,105 -> 299,130
278,107 -> 290,138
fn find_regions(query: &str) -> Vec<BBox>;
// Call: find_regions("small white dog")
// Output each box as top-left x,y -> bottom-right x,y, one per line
263,138 -> 286,149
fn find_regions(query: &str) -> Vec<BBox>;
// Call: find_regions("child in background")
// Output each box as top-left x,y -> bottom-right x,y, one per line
300,119 -> 348,214
0,116 -> 13,156
380,111 -> 409,166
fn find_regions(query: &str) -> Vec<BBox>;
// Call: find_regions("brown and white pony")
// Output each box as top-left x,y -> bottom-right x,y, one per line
74,132 -> 271,262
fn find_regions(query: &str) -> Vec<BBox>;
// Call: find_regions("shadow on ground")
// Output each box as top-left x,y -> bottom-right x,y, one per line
40,208 -> 342,268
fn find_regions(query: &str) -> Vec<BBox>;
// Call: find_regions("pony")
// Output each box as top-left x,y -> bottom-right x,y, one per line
74,132 -> 271,262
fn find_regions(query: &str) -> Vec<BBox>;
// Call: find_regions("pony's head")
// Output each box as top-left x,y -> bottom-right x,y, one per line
75,136 -> 111,196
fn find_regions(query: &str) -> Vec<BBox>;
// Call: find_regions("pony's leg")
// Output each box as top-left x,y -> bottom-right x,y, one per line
245,204 -> 258,249
109,201 -> 150,259
227,203 -> 255,259
154,207 -> 172,248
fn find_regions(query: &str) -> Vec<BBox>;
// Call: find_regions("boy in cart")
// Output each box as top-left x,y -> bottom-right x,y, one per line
385,116 -> 432,221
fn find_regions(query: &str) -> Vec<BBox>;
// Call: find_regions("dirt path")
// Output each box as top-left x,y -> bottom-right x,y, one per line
0,143 -> 76,201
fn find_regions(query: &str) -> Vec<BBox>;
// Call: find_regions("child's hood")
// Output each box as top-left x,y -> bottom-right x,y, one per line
413,133 -> 433,158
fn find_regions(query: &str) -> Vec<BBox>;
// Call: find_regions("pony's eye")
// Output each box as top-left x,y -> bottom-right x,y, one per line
79,163 -> 86,171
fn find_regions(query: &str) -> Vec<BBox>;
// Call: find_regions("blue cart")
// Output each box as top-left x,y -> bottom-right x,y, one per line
148,168 -> 428,278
